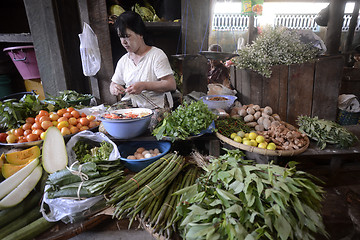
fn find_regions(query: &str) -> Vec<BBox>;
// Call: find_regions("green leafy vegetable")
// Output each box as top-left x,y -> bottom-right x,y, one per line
72,140 -> 113,163
175,149 -> 328,240
297,115 -> 358,150
152,100 -> 217,142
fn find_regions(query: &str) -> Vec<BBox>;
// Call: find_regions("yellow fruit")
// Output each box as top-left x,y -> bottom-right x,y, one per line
256,135 -> 265,143
234,136 -> 242,143
250,140 -> 257,146
267,142 -> 276,150
249,132 -> 257,140
244,133 -> 250,139
57,121 -> 69,129
243,140 -> 252,146
237,131 -> 245,137
5,146 -> 40,165
2,162 -> 29,178
230,133 -> 237,139
40,132 -> 47,140
258,142 -> 268,149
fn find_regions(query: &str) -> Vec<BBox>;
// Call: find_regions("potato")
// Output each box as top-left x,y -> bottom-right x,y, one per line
136,147 -> 146,154
127,155 -> 136,159
257,116 -> 264,125
272,113 -> 281,121
264,106 -> 273,115
230,107 -> 241,117
253,105 -> 260,111
246,107 -> 255,115
263,118 -> 271,130
244,114 -> 254,122
253,111 -> 261,120
245,121 -> 257,127
255,124 -> 264,131
231,115 -> 241,119
238,109 -> 247,117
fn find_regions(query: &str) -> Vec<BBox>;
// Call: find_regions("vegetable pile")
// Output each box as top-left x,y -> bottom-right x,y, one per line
297,115 -> 358,150
176,149 -> 328,240
152,101 -> 217,142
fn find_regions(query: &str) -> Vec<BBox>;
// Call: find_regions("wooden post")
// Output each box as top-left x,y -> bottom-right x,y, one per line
325,0 -> 346,55
344,1 -> 360,52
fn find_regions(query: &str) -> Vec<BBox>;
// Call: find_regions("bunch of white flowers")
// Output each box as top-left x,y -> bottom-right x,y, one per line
234,26 -> 319,78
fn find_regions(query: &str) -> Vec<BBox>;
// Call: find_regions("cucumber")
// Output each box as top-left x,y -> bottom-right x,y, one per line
0,158 -> 39,200
0,207 -> 42,239
2,217 -> 55,240
42,127 -> 68,173
0,165 -> 43,209
0,191 -> 41,228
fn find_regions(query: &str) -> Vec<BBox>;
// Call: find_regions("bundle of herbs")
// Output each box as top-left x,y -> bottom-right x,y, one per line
175,149 -> 328,240
152,100 -> 217,142
297,115 -> 358,150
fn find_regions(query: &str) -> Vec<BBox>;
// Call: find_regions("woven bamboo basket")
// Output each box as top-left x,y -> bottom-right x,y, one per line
215,122 -> 310,156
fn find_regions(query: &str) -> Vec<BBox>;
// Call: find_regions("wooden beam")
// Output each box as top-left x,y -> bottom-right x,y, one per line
0,33 -> 32,43
344,0 -> 360,52
23,0 -> 68,96
325,0 -> 346,55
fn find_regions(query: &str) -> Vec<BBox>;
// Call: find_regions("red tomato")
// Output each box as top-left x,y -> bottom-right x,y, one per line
0,133 -> 7,143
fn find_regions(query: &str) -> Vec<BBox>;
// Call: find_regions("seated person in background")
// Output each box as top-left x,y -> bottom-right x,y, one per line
207,44 -> 233,90
109,11 -> 176,109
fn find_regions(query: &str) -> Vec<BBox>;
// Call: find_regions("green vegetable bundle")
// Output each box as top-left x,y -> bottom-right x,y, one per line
108,152 -> 186,227
152,100 -> 217,142
72,140 -> 114,164
46,160 -> 124,199
297,115 -> 358,150
175,149 -> 328,240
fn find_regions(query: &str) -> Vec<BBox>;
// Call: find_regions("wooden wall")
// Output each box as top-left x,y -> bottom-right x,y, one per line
233,55 -> 345,126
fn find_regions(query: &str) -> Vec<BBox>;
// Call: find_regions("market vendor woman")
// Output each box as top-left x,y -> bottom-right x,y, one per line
110,11 -> 176,109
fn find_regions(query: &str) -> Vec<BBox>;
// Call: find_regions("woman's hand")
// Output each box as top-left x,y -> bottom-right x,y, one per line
125,82 -> 147,95
110,82 -> 126,95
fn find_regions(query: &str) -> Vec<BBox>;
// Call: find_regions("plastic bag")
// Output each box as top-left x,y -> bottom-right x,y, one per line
295,29 -> 327,55
41,185 -> 104,224
79,22 -> 101,76
207,83 -> 237,96
66,130 -> 121,165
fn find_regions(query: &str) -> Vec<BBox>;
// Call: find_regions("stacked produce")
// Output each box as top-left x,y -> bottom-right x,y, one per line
297,115 -> 358,150
152,100 -> 217,142
175,149 -> 328,240
2,107 -> 100,144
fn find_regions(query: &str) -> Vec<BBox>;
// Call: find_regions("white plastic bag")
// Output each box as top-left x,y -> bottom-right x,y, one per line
41,186 -> 104,224
79,22 -> 101,76
66,130 -> 121,165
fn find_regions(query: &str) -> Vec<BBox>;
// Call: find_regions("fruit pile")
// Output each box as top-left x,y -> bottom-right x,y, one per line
1,107 -> 100,144
230,131 -> 276,150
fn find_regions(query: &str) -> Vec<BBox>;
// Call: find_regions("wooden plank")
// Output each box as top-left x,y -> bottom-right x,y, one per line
278,64 -> 289,121
287,62 -> 315,125
262,65 -> 281,114
249,70 -> 263,105
23,0 -> 68,96
237,69 -> 251,105
0,33 -> 32,43
312,56 -> 344,121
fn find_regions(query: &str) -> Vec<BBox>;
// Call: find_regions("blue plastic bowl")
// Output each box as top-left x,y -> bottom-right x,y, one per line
100,108 -> 153,139
201,95 -> 237,110
118,141 -> 172,172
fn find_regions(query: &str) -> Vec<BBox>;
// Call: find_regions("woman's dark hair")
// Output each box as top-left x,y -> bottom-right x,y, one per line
114,11 -> 152,45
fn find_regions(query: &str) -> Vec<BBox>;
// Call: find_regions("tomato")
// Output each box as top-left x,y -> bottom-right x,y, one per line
40,132 -> 46,140
63,112 -> 72,119
86,115 -> 96,122
26,117 -> 35,124
14,128 -> 24,137
49,113 -> 59,121
68,117 -> 77,126
80,112 -> 87,118
31,122 -> 42,130
70,126 -> 79,134
58,116 -> 69,123
79,126 -> 89,131
6,134 -> 18,143
41,121 -> 53,130
60,127 -> 71,136
88,121 -> 97,129
23,129 -> 32,136
18,137 -> 28,143
57,121 -> 69,129
71,110 -> 80,119
33,129 -> 44,136
22,123 -> 32,130
0,133 -> 8,143
67,107 -> 75,113
57,109 -> 66,117
26,133 -> 38,142
38,110 -> 49,117
79,117 -> 89,126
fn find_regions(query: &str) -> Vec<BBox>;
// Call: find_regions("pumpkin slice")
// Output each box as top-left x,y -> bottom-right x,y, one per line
42,127 -> 68,174
2,160 -> 33,179
5,146 -> 40,165
0,153 -> 5,170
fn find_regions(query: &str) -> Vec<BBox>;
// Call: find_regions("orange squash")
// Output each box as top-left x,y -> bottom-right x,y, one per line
5,146 -> 40,165
1,161 -> 32,178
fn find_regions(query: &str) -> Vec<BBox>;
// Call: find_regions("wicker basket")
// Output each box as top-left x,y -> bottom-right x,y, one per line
215,123 -> 310,156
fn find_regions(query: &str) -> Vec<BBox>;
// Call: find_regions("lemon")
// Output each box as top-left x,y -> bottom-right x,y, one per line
250,140 -> 257,146
237,131 -> 245,137
230,133 -> 237,139
255,135 -> 265,143
267,142 -> 276,150
242,138 -> 249,143
234,136 -> 242,143
258,142 -> 268,149
243,140 -> 252,146
244,133 -> 250,139
249,132 -> 257,140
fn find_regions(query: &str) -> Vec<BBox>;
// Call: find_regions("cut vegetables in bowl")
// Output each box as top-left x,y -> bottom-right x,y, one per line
101,108 -> 153,121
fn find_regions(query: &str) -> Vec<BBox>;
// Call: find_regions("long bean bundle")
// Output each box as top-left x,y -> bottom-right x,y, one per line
108,152 -> 186,227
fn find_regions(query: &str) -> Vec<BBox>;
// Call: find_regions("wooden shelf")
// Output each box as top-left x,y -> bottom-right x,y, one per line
144,21 -> 181,31
0,33 -> 32,43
